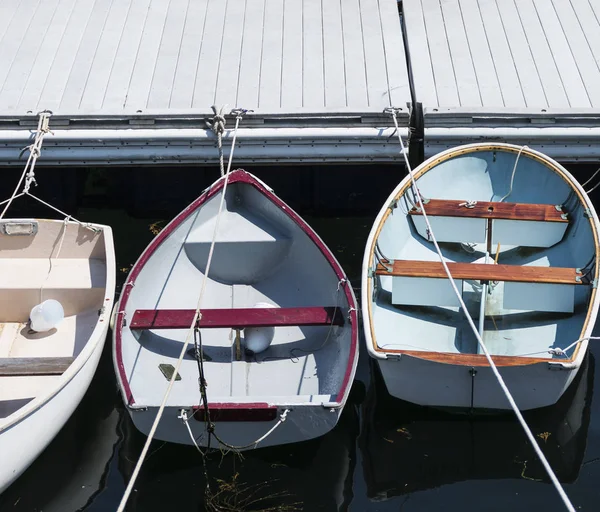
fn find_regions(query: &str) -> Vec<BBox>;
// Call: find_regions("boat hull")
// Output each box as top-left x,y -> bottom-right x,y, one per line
0,323 -> 107,493
377,354 -> 578,411
127,403 -> 342,450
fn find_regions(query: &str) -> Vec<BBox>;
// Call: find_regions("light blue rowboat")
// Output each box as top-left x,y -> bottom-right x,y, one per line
362,143 -> 600,410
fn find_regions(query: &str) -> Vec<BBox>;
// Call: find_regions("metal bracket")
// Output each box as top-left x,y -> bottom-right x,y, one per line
388,198 -> 399,210
381,260 -> 394,273
386,353 -> 402,361
554,204 -> 563,211
593,279 -> 598,289
584,208 -> 592,218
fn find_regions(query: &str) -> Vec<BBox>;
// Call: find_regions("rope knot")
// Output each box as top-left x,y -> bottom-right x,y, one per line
459,200 -> 477,209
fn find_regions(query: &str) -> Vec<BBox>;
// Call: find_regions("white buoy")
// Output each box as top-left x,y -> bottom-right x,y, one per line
244,302 -> 276,353
29,299 -> 65,332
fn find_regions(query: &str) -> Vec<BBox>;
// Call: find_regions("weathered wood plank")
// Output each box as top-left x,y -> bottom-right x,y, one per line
376,260 -> 582,285
0,357 -> 74,376
130,307 -> 345,330
408,199 -> 568,222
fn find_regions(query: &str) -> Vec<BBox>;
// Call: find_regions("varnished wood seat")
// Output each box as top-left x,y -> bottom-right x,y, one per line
130,307 -> 345,330
376,261 -> 583,285
408,199 -> 568,223
377,260 -> 582,312
0,357 -> 74,376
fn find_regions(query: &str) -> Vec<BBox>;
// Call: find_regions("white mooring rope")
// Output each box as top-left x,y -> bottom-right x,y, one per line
116,108 -> 248,512
386,108 -> 576,512
0,111 -> 97,231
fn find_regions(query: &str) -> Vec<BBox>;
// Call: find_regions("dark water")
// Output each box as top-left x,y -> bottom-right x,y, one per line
1,210 -> 600,512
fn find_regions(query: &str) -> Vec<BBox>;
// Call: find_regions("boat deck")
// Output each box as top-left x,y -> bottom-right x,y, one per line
0,0 -> 599,164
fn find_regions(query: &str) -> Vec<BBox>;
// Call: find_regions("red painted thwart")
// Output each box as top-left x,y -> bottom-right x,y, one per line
130,306 -> 345,330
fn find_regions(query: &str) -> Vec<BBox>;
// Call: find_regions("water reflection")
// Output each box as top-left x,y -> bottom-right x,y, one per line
360,355 -> 594,501
118,400 -> 359,511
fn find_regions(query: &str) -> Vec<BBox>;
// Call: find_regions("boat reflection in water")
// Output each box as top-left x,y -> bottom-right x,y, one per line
360,354 -> 594,501
119,398 -> 359,511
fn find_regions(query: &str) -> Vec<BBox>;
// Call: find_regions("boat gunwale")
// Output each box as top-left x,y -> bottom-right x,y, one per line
114,169 -> 359,409
362,143 -> 600,368
0,220 -> 115,433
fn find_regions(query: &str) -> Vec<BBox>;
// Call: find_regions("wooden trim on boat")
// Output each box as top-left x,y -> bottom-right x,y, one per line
115,170 -> 358,406
0,357 -> 74,376
409,199 -> 568,222
191,402 -> 278,422
376,260 -> 583,285
130,307 -> 345,330
389,350 -> 549,367
366,144 -> 600,364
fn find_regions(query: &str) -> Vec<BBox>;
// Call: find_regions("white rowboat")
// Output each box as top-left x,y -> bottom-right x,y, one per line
0,219 -> 115,493
114,170 -> 358,450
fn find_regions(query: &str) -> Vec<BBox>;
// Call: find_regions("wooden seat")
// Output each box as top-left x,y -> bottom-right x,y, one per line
408,199 -> 569,249
376,260 -> 582,312
376,261 -> 583,285
408,199 -> 567,223
130,306 -> 345,330
0,357 -> 74,376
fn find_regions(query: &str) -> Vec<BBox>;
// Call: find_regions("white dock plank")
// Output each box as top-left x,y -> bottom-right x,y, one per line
147,0 -> 189,109
13,0 -> 77,111
0,0 -> 410,117
0,0 -> 58,109
361,0 -> 392,108
478,0 -> 525,108
570,0 -> 600,96
78,1 -> 132,110
403,0 -> 436,106
34,0 -> 95,111
214,0 -> 246,108
19,0 -> 81,111
439,0 -> 480,107
280,0 -> 303,108
322,0 -> 345,108
191,0 -> 227,108
458,0 -> 502,107
533,0 -> 590,108
552,0 -> 600,108
302,0 -> 324,109
59,0 -> 113,110
237,0 -> 265,109
258,0 -> 284,109
511,0 -> 569,109
378,0 -> 410,107
495,0 -> 546,108
341,0 -> 368,108
101,0 -> 152,110
170,0 -> 209,109
124,0 -> 172,110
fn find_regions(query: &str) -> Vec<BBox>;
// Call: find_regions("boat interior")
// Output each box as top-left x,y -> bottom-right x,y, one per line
0,220 -> 108,421
122,176 -> 354,408
370,148 -> 597,360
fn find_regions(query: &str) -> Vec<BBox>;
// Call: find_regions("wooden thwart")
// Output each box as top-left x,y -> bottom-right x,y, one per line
376,260 -> 583,285
0,357 -> 74,376
130,306 -> 345,330
409,199 -> 567,223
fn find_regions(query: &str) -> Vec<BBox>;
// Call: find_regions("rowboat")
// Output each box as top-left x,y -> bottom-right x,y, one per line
0,219 -> 115,493
114,170 -> 358,449
362,143 -> 600,410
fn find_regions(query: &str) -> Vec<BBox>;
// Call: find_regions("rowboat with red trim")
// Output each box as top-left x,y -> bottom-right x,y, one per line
114,170 -> 358,449
362,143 -> 600,410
